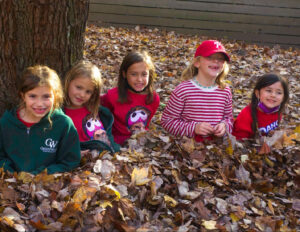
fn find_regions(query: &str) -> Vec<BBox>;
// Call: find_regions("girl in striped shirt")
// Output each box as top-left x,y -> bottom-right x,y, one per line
161,40 -> 233,142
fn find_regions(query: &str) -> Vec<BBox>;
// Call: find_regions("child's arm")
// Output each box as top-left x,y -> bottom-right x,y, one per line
232,106 -> 253,140
34,120 -> 81,174
147,93 -> 160,128
161,91 -> 197,138
100,93 -> 113,111
221,88 -> 234,133
0,125 -> 15,173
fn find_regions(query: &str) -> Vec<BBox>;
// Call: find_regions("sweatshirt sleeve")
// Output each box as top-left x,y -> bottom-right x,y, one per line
100,92 -> 113,112
0,124 -> 15,173
222,88 -> 233,133
232,106 -> 253,140
147,93 -> 160,127
34,119 -> 81,174
161,90 -> 197,138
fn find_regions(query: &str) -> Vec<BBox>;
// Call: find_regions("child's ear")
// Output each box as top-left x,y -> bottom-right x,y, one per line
122,71 -> 126,78
193,58 -> 201,68
20,93 -> 25,101
255,90 -> 259,99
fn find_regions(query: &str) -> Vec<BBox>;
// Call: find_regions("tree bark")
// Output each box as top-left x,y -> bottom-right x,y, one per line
0,0 -> 89,115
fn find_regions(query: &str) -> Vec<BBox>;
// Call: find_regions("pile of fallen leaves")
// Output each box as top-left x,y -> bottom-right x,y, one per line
0,25 -> 299,231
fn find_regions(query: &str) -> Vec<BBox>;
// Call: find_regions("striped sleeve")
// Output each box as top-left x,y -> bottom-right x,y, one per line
161,88 -> 197,138
222,87 -> 233,133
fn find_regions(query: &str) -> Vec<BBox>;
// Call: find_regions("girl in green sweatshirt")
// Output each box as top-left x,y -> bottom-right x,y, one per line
0,65 -> 81,174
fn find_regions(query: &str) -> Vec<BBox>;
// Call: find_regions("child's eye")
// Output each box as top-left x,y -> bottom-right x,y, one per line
43,94 -> 52,99
76,86 -> 82,90
29,95 -> 36,98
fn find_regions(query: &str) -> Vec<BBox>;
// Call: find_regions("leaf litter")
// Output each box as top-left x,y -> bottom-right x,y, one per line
0,25 -> 299,231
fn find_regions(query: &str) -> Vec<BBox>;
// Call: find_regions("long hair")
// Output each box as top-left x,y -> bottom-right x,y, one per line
250,73 -> 289,136
117,50 -> 156,104
181,56 -> 229,89
19,65 -> 63,126
64,60 -> 102,118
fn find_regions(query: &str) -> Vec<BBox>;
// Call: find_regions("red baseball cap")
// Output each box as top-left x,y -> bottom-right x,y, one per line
194,40 -> 230,62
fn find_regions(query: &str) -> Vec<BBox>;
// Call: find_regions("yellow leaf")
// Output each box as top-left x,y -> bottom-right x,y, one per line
171,170 -> 181,184
234,89 -> 242,94
164,195 -> 178,207
160,57 -> 166,62
99,200 -> 112,208
104,184 -> 121,200
294,125 -> 300,133
1,217 -> 14,227
202,220 -> 217,230
34,171 -> 55,184
268,199 -> 275,215
277,169 -> 285,177
131,167 -> 151,186
230,212 -> 240,222
283,133 -> 296,146
90,44 -> 97,51
73,186 -> 97,204
265,156 -> 274,167
226,142 -> 233,156
18,172 -> 33,183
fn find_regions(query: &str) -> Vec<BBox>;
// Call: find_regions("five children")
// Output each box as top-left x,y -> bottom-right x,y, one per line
0,40 -> 291,175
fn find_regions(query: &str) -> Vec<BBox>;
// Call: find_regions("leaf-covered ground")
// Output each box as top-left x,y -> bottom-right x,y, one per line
0,25 -> 299,232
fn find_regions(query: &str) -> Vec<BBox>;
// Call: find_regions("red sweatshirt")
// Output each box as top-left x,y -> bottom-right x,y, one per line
101,87 -> 160,145
232,105 -> 281,140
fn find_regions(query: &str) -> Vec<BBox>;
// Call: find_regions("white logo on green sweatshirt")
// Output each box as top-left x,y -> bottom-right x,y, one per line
40,138 -> 58,153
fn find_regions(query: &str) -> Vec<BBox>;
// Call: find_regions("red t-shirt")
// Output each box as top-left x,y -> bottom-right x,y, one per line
101,88 -> 160,145
232,105 -> 281,140
17,110 -> 36,127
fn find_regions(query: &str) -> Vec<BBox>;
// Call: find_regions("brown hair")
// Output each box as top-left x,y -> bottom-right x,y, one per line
64,60 -> 102,118
18,65 -> 63,125
117,50 -> 156,104
181,56 -> 229,89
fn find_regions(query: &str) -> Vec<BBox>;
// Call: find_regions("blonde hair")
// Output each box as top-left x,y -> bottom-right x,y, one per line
181,56 -> 229,89
18,65 -> 63,126
64,60 -> 102,118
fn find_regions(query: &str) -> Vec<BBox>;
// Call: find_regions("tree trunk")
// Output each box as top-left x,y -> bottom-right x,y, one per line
0,0 -> 89,115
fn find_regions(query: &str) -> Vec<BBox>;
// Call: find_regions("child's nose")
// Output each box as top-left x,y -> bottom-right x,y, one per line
79,90 -> 86,97
137,75 -> 143,81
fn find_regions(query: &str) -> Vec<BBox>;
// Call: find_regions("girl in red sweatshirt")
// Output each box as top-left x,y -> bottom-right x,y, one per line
233,73 -> 289,140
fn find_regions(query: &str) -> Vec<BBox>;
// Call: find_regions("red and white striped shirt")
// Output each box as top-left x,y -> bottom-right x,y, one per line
161,80 -> 233,141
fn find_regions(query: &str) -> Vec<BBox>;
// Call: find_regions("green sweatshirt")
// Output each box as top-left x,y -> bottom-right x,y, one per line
0,108 -> 81,174
80,106 -> 120,153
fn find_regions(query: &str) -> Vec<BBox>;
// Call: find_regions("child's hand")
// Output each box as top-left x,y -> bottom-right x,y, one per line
195,122 -> 215,136
213,123 -> 226,137
81,149 -> 90,157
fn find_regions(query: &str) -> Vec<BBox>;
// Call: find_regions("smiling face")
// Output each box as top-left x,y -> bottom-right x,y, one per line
124,61 -> 149,92
67,76 -> 95,109
255,81 -> 284,109
194,53 -> 225,81
21,85 -> 54,123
